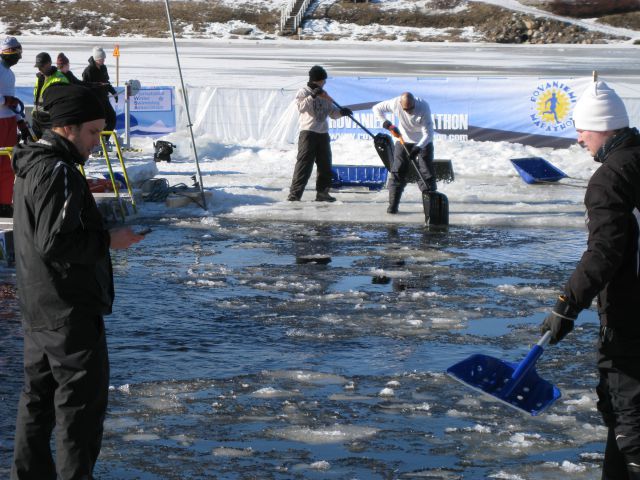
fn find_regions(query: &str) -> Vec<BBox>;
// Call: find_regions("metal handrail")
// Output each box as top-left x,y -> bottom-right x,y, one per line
280,0 -> 312,34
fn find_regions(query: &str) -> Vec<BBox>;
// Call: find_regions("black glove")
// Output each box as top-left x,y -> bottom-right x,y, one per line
540,295 -> 580,345
114,95 -> 119,103
410,145 -> 422,159
339,107 -> 352,117
4,95 -> 20,109
382,120 -> 392,130
17,120 -> 31,143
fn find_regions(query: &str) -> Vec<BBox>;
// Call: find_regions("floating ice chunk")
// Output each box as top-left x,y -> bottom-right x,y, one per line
488,472 -> 526,480
386,380 -> 400,388
267,370 -> 347,385
496,284 -> 556,298
369,268 -> 412,279
379,387 -> 395,397
560,460 -> 587,472
431,317 -> 460,326
565,394 -> 596,408
309,460 -> 330,470
272,424 -> 378,444
470,424 -> 491,433
251,387 -> 298,398
544,413 -> 576,424
505,432 -> 542,449
139,396 -> 182,411
123,433 -> 160,442
212,447 -> 253,457
108,383 -> 130,394
169,434 -> 194,446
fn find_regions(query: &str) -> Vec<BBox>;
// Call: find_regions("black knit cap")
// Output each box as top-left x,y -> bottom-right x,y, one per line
308,65 -> 327,82
34,52 -> 51,68
43,84 -> 106,127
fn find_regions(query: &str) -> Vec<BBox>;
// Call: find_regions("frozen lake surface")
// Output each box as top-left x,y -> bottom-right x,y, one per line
0,219 -> 603,479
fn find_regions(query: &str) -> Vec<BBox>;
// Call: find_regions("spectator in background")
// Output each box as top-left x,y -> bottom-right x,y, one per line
56,52 -> 83,85
32,51 -> 69,138
82,47 -> 117,132
0,36 -> 29,217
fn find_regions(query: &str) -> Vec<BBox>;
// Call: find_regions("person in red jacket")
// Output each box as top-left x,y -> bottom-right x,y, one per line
0,36 -> 28,217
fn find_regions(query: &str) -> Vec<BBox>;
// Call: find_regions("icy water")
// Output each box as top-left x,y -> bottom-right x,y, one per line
0,219 -> 604,479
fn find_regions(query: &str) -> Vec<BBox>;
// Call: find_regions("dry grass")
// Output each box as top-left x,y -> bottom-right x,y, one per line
0,0 -> 280,37
599,11 -> 640,31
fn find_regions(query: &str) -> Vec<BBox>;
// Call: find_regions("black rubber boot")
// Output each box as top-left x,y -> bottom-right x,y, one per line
315,188 -> 336,202
387,188 -> 402,214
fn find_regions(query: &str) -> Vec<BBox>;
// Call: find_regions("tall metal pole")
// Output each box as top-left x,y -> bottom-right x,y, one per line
163,0 -> 207,210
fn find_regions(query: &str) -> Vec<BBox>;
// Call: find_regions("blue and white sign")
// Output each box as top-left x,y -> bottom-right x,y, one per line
327,77 -> 591,148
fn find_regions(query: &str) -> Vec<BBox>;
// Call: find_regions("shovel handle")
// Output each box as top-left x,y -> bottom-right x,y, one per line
329,98 -> 377,139
501,332 -> 551,398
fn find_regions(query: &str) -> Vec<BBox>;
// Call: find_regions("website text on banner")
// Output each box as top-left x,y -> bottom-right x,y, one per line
328,77 -> 595,149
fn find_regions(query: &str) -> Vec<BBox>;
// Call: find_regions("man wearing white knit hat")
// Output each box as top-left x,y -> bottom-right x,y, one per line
541,80 -> 640,479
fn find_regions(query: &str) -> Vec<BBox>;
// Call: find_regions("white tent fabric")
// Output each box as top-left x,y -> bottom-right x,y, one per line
180,86 -> 300,145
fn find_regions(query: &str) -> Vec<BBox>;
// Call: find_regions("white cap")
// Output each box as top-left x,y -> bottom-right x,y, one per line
92,46 -> 106,60
573,80 -> 629,131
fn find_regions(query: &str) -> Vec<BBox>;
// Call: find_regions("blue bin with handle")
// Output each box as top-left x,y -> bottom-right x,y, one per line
510,157 -> 567,184
331,165 -> 388,191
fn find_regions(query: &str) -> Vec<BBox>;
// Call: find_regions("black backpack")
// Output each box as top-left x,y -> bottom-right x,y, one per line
153,141 -> 175,162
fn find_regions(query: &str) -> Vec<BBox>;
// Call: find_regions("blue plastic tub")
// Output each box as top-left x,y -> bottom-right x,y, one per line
331,165 -> 388,191
510,157 -> 567,184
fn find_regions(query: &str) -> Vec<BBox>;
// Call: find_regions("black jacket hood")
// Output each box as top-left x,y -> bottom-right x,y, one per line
13,130 -> 87,177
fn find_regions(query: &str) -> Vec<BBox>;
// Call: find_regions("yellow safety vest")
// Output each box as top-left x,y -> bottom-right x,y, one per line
33,70 -> 70,110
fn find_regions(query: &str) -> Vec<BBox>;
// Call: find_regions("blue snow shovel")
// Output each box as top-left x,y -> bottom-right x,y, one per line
446,331 -> 561,416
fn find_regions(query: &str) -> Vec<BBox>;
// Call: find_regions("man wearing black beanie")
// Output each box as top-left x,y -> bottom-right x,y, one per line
10,83 -> 144,480
288,65 -> 352,202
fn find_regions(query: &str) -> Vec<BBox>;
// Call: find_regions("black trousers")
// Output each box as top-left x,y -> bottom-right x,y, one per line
11,316 -> 109,480
388,142 -> 435,206
597,327 -> 640,480
289,130 -> 332,198
103,101 -> 116,132
30,110 -> 51,140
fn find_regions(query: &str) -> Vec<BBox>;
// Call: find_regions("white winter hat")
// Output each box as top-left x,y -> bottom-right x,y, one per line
92,46 -> 106,60
573,80 -> 629,131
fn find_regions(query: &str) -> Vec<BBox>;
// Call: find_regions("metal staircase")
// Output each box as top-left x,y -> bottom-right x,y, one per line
279,0 -> 312,35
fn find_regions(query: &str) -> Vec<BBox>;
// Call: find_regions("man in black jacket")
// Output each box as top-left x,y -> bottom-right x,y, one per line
82,47 -> 117,131
541,80 -> 640,479
10,84 -> 144,480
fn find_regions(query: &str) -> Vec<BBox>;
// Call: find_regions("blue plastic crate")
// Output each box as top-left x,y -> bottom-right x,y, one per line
510,157 -> 567,184
331,165 -> 388,191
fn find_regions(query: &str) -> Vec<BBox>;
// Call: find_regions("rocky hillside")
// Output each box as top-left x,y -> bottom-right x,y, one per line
0,0 -> 638,43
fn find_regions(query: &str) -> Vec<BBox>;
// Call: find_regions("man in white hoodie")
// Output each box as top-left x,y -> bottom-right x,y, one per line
373,92 -> 436,214
288,65 -> 352,203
